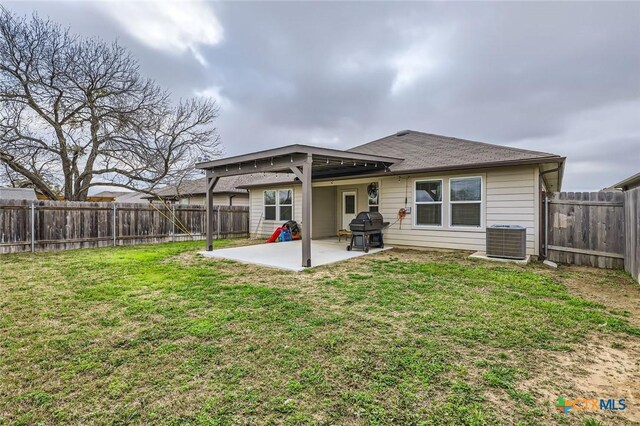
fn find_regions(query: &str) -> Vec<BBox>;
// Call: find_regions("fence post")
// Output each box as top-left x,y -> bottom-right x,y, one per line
112,204 -> 117,247
31,201 -> 35,253
172,205 -> 176,242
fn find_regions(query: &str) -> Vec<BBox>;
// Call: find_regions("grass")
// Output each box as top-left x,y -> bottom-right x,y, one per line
0,240 -> 638,425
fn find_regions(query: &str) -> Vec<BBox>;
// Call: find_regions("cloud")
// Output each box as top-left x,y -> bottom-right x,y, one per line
195,85 -> 232,110
512,100 -> 640,191
10,1 -> 640,192
97,1 -> 223,66
388,27 -> 452,95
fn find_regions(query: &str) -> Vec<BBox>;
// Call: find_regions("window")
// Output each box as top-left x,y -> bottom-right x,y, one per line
450,177 -> 482,227
264,190 -> 276,220
367,182 -> 379,212
279,189 -> 293,221
414,180 -> 442,226
264,189 -> 293,221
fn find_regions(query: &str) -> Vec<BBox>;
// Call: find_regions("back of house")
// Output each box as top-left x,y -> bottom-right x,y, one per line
239,131 -> 564,257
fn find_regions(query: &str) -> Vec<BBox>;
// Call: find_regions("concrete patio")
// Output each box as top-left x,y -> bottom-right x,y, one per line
199,239 -> 391,272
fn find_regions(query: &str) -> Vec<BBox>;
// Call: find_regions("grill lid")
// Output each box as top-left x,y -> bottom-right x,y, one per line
354,211 -> 384,222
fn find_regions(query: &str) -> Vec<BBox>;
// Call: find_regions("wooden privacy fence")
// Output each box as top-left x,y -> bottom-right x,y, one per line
0,199 -> 249,254
545,191 -> 625,269
624,187 -> 640,282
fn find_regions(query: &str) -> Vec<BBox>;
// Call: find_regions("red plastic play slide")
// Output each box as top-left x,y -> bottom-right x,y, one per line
265,227 -> 282,243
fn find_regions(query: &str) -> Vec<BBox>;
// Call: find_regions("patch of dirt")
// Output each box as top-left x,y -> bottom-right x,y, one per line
523,333 -> 640,424
557,266 -> 640,328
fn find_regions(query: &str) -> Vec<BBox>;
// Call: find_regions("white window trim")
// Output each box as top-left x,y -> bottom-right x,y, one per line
263,188 -> 293,222
449,176 -> 483,229
413,178 -> 444,228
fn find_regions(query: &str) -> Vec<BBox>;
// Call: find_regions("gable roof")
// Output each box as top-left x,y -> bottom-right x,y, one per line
114,192 -> 149,203
611,171 -> 640,191
348,130 -> 563,173
0,187 -> 37,200
150,174 -> 263,199
91,190 -> 131,198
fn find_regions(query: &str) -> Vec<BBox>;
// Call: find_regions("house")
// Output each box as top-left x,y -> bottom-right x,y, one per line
612,172 -> 640,191
196,130 -> 565,267
147,175 -> 253,206
612,171 -> 640,283
89,190 -> 132,202
0,186 -> 38,201
114,191 -> 150,204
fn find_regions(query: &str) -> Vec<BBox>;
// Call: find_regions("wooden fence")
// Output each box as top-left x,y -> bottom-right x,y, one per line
624,187 -> 640,282
0,199 -> 249,254
545,191 -> 625,269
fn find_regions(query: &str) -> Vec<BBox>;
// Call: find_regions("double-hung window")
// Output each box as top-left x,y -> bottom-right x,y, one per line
414,179 -> 442,226
450,177 -> 482,227
264,189 -> 293,221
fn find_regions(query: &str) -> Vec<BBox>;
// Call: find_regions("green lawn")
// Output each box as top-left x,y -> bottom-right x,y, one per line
1,241 -> 638,425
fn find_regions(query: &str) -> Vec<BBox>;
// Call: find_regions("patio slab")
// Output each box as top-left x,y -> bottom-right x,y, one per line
199,239 -> 391,271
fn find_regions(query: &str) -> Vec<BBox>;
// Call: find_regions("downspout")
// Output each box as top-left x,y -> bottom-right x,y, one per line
539,167 -> 561,260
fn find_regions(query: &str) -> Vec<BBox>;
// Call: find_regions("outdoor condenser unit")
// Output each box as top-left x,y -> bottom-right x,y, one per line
486,225 -> 527,260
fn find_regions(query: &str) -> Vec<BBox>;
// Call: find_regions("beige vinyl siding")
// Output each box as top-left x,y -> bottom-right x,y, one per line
379,166 -> 539,255
249,185 -> 302,238
335,183 -> 372,229
485,167 -> 537,255
247,165 -> 540,255
227,195 -> 250,206
312,186 -> 337,238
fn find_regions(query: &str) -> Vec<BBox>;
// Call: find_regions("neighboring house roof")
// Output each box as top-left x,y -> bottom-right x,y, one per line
348,130 -> 563,173
611,171 -> 640,191
148,174 -> 261,199
237,173 -> 299,188
92,190 -> 131,198
115,192 -> 149,203
0,187 -> 37,200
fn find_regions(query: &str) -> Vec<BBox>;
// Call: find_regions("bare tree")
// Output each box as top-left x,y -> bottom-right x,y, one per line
0,10 -> 220,200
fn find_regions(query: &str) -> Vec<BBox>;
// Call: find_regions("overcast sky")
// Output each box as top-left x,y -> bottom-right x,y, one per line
7,1 -> 640,191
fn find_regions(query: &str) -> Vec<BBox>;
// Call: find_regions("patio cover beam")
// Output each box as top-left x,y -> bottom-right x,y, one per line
196,144 -> 400,171
200,153 -> 311,178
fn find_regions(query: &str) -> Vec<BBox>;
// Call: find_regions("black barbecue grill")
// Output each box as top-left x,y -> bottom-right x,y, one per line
347,211 -> 389,252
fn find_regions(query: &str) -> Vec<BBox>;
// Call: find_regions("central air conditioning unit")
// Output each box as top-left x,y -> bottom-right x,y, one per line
486,225 -> 527,260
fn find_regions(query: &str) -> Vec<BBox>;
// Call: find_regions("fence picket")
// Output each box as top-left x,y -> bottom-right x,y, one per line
0,199 -> 248,254
546,191 -> 625,269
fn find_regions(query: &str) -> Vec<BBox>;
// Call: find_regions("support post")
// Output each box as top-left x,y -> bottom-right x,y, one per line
172,205 -> 176,242
217,206 -> 221,240
30,202 -> 35,253
206,175 -> 220,251
113,204 -> 117,246
301,154 -> 313,267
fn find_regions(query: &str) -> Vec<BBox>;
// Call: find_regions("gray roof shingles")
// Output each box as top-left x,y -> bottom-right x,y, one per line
347,130 -> 562,173
237,130 -> 564,188
181,131 -> 565,190
152,174 -> 268,198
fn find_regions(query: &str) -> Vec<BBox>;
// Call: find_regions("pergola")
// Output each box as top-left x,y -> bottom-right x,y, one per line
196,145 -> 401,267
